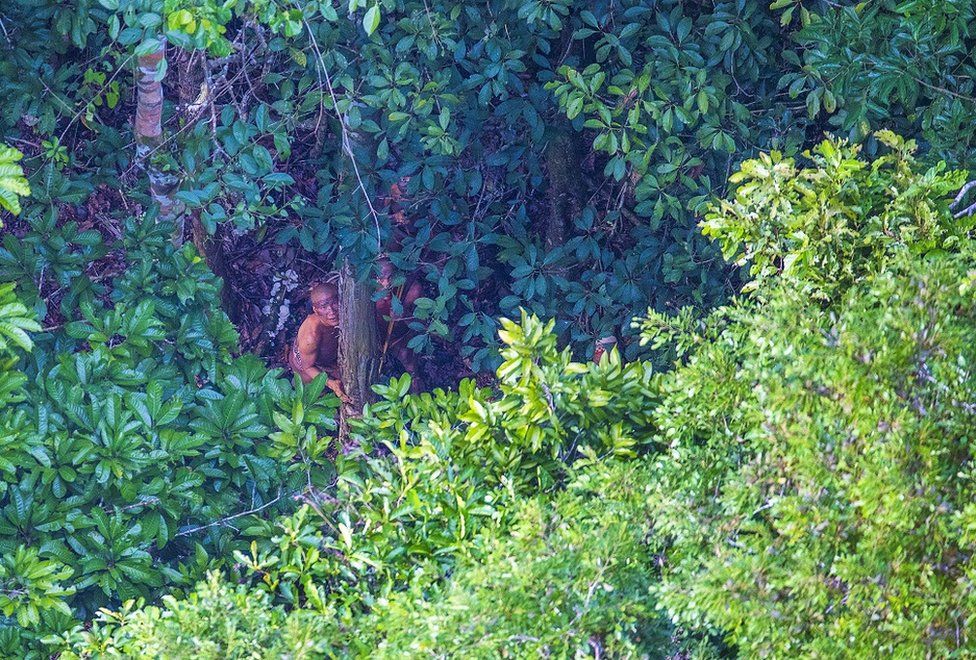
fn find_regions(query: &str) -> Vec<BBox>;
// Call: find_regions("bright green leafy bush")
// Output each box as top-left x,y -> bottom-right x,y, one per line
650,138 -> 976,656
702,131 -> 969,297
354,460 -> 675,658
0,216 -> 339,650
0,546 -> 74,629
0,146 -> 30,216
65,461 -> 703,658
54,311 -> 661,653
235,312 -> 656,612
57,573 -> 330,659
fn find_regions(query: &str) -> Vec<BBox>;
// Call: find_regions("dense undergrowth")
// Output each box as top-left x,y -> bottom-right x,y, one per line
1,0 -> 912,371
2,132 -> 974,657
3,1 -> 976,657
62,460 -> 674,658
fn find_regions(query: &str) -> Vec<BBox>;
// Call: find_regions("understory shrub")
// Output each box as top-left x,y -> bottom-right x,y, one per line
650,137 -> 976,656
65,460 -> 703,658
0,215 -> 339,651
58,573 -> 330,659
232,312 -> 657,612
55,317 -> 666,657
354,460 -> 679,658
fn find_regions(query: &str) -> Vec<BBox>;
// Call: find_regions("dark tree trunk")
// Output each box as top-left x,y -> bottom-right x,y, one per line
543,123 -> 586,249
190,216 -> 241,324
337,258 -> 379,440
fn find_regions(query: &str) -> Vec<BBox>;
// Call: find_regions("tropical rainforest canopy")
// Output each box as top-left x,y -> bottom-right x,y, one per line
1,0 -> 976,657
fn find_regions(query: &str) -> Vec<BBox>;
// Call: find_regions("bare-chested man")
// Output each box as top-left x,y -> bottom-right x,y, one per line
289,283 -> 350,403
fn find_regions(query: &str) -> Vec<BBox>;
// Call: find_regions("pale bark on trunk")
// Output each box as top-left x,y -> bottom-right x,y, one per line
337,259 -> 379,441
135,41 -> 180,223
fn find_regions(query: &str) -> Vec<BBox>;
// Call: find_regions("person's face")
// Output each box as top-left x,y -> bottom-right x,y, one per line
378,261 -> 394,290
311,290 -> 339,325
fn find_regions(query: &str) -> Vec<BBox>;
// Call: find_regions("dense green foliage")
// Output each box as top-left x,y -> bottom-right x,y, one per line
655,249 -> 976,656
702,130 -> 969,297
652,136 -> 976,655
65,461 -> 675,658
49,321 -> 667,656
348,460 -> 671,657
41,136 -> 976,658
61,574 -> 329,658
3,0 -> 976,657
208,313 -> 653,621
0,0 -> 829,368
794,0 -> 976,168
0,213 -> 343,651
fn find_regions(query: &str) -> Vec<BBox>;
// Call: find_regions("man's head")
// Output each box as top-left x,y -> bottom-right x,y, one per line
310,282 -> 339,326
377,259 -> 395,290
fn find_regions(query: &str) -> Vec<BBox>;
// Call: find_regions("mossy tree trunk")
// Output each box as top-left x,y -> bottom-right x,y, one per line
337,258 -> 379,440
543,123 -> 585,249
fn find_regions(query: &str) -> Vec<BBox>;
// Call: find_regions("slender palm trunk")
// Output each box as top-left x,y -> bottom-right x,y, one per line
135,40 -> 179,222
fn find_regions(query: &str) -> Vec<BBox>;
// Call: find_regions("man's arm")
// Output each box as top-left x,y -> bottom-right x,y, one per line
402,279 -> 423,314
291,318 -> 323,384
309,329 -> 351,404
324,377 -> 351,404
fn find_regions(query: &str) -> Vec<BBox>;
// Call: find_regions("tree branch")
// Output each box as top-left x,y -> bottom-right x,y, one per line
176,491 -> 286,537
302,18 -> 382,252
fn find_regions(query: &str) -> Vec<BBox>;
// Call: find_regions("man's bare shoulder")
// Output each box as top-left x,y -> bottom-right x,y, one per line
296,315 -> 324,347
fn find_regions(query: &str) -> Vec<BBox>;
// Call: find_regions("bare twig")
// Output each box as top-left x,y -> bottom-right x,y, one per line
176,491 -> 285,537
912,76 -> 976,104
117,496 -> 160,513
51,53 -> 135,166
954,200 -> 976,219
0,15 -> 11,46
951,180 -> 976,207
